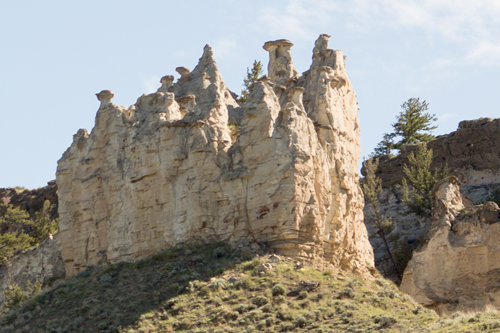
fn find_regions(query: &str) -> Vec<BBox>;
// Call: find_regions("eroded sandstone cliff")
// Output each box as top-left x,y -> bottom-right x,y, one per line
363,118 -> 500,286
56,35 -> 374,277
401,176 -> 500,315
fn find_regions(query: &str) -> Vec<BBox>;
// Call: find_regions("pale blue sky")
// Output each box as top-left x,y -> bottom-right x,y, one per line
1,0 -> 499,188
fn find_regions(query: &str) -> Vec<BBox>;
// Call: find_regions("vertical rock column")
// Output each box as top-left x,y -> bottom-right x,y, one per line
304,34 -> 372,274
260,36 -> 373,275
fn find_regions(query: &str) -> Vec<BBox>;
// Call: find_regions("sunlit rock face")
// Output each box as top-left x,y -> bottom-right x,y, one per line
56,35 -> 373,277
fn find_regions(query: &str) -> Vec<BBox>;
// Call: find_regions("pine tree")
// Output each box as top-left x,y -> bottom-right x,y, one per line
373,133 -> 397,157
392,98 -> 437,149
0,232 -> 33,265
401,143 -> 447,217
373,98 -> 438,156
30,200 -> 58,244
238,60 -> 263,103
3,279 -> 42,311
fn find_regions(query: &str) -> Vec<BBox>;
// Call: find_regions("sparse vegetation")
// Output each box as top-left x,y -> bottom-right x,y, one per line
362,157 -> 401,281
238,60 -> 263,103
3,242 -> 500,332
3,280 -> 41,311
228,122 -> 241,142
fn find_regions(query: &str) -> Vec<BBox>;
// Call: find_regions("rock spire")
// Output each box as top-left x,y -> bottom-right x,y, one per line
56,35 -> 373,277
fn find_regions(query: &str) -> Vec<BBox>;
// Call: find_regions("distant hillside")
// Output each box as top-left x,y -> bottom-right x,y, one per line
2,242 -> 500,332
0,182 -> 58,220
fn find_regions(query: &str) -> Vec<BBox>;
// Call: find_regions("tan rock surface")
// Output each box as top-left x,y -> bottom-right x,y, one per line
56,35 -> 373,277
401,176 -> 500,315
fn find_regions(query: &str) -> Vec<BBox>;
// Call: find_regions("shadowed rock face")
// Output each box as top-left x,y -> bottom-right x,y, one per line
56,35 -> 374,277
366,118 -> 500,188
0,234 -> 64,305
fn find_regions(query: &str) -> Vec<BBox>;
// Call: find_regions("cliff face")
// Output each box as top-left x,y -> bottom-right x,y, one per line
56,35 -> 374,277
364,118 -> 500,290
370,118 -> 500,188
400,176 -> 500,315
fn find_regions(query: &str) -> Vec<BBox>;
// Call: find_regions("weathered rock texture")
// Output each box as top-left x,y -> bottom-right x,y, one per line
0,234 -> 64,305
56,35 -> 373,277
368,118 -> 500,188
400,176 -> 500,315
363,117 -> 500,288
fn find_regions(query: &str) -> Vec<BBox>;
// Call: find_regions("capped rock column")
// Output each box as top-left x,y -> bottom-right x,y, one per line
263,39 -> 299,88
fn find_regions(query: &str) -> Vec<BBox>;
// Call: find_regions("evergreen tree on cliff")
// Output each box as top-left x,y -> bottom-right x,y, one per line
374,98 -> 437,156
238,60 -> 263,103
393,98 -> 437,148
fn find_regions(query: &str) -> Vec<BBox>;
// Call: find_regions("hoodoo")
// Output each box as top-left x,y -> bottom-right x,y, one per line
56,35 -> 374,277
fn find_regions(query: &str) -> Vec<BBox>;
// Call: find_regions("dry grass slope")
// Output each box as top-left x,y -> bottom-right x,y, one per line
2,242 -> 500,332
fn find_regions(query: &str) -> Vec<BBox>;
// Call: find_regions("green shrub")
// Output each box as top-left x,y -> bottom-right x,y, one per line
295,315 -> 307,328
297,290 -> 308,300
274,295 -> 286,304
271,284 -> 287,297
243,258 -> 261,271
213,247 -> 226,258
338,287 -> 355,299
208,279 -> 227,291
3,280 -> 42,311
252,296 -> 269,307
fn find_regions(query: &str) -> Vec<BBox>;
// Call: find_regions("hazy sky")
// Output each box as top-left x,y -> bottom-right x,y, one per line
1,0 -> 499,189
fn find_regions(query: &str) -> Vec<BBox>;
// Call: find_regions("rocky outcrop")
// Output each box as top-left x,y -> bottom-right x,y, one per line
56,34 -> 374,277
369,118 -> 500,188
365,167 -> 500,285
400,176 -> 500,315
363,187 -> 430,284
0,234 -> 64,305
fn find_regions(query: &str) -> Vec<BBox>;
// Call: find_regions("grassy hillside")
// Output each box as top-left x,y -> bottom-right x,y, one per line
2,242 -> 500,332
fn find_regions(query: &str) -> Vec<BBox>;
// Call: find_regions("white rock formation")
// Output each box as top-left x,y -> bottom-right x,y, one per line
56,35 -> 374,277
401,176 -> 500,315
